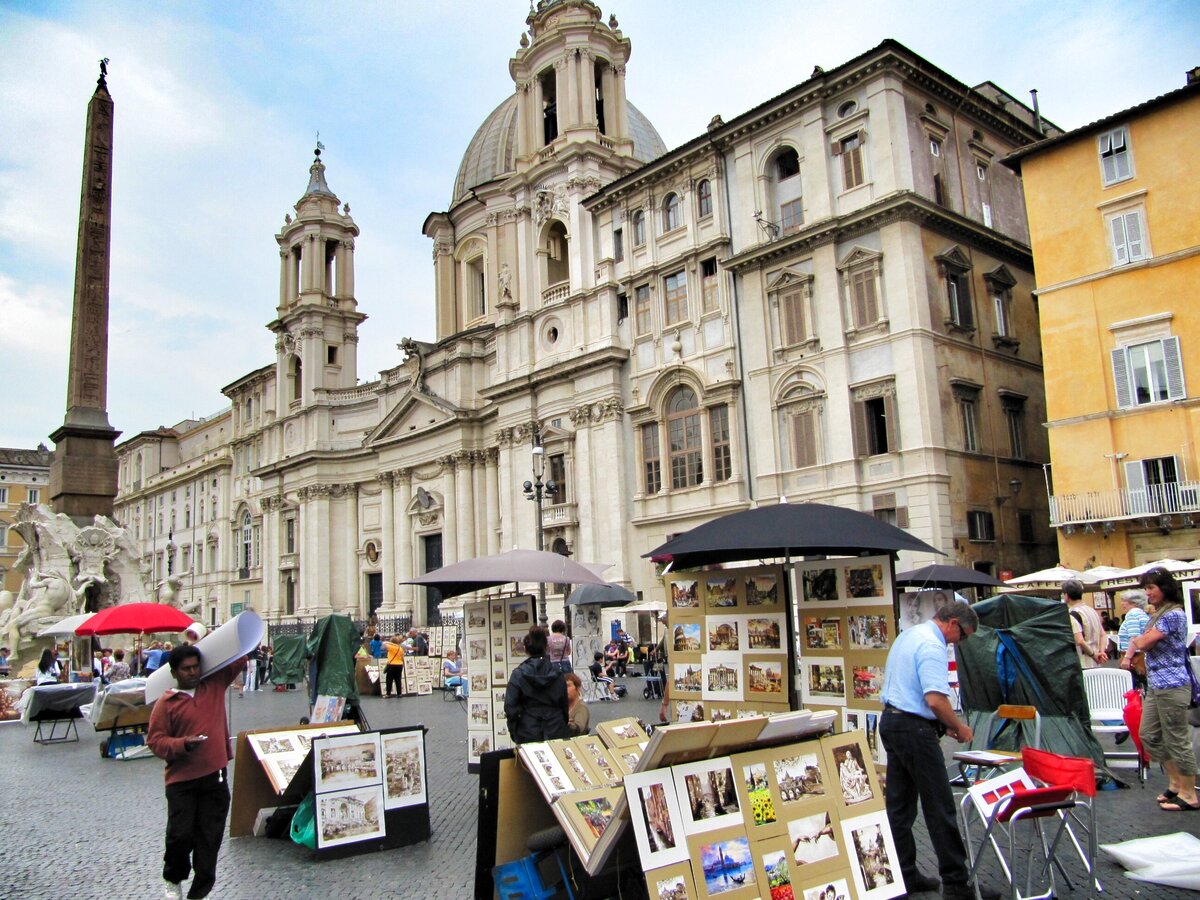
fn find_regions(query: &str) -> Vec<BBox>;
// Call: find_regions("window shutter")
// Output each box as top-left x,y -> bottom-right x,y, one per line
1124,212 -> 1144,259
791,410 -> 817,468
883,392 -> 898,452
1101,154 -> 1117,184
896,506 -> 909,528
1111,347 -> 1132,408
1163,336 -> 1186,400
1124,459 -> 1148,515
852,399 -> 867,457
831,140 -> 843,156
1110,216 -> 1129,265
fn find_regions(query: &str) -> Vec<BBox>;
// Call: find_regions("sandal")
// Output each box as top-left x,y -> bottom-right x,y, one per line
1156,790 -> 1178,803
1158,797 -> 1200,812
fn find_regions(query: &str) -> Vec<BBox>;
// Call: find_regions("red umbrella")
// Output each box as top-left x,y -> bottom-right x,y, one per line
75,603 -> 196,637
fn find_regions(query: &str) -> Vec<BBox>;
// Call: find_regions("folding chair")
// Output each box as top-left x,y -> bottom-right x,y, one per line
960,748 -> 1101,900
1082,667 -> 1146,785
582,672 -> 605,703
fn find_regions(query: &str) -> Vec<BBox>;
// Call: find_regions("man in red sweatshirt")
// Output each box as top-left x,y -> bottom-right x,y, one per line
147,645 -> 246,900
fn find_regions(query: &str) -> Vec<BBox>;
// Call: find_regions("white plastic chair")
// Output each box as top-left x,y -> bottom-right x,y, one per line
1082,667 -> 1145,784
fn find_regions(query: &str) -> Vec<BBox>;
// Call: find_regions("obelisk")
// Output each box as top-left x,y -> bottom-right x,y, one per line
49,59 -> 121,521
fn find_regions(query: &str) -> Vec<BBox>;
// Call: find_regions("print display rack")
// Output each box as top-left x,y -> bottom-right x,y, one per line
231,723 -> 431,861
462,593 -> 537,771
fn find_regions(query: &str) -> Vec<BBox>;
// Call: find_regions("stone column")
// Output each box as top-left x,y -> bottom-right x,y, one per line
456,451 -> 475,561
341,238 -> 355,299
278,250 -> 289,308
395,469 -> 413,614
379,471 -> 396,611
442,456 -> 458,566
580,50 -> 596,129
612,64 -> 629,140
343,484 -> 359,616
261,495 -> 280,618
309,485 -> 333,615
485,448 -> 500,555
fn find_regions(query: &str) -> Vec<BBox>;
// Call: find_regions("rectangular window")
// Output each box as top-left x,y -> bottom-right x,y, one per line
982,201 -> 992,229
780,199 -> 804,234
790,409 -> 818,469
781,288 -> 806,345
1126,455 -> 1185,514
613,227 -> 624,263
641,423 -> 661,494
1111,337 -> 1186,408
27,488 -> 39,504
1099,127 -> 1132,186
616,292 -> 628,323
873,494 -> 909,529
930,138 -> 941,157
992,288 -> 1012,337
1005,407 -> 1025,459
286,518 -> 295,554
960,398 -> 979,451
853,392 -> 895,457
634,284 -> 652,335
549,452 -> 568,503
0,487 -> 7,504
668,412 -> 702,490
196,546 -> 204,575
850,269 -> 878,327
1018,509 -> 1035,543
701,258 -> 719,313
663,270 -> 688,326
632,211 -> 646,247
710,406 -> 731,482
1108,209 -> 1147,265
182,547 -> 191,573
0,524 -> 7,547
947,271 -> 973,328
841,134 -> 865,189
967,510 -> 995,542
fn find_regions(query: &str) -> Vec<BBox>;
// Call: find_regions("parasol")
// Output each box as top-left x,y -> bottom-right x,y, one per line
401,548 -> 610,600
895,564 -> 1006,590
37,612 -> 95,637
76,603 -> 197,637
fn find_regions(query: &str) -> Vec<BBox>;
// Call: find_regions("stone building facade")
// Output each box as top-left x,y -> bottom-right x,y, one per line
113,2 -> 1058,626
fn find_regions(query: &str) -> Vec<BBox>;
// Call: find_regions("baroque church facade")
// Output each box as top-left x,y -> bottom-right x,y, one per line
112,1 -> 1059,628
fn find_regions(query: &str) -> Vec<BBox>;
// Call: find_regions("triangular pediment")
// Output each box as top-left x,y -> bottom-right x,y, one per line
365,387 -> 467,446
934,245 -> 972,271
766,267 -> 813,291
836,245 -> 882,271
985,264 -> 1017,289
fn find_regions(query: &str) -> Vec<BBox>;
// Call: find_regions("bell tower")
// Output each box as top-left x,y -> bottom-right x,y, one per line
510,0 -> 635,172
267,145 -> 365,414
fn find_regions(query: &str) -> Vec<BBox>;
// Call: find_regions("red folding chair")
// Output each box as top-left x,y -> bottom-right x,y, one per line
959,748 -> 1101,900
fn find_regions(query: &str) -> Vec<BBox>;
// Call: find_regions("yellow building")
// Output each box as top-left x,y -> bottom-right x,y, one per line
1006,71 -> 1200,569
0,445 -> 53,593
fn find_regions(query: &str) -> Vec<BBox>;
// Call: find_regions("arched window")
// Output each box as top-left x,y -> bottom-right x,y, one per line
662,193 -> 682,232
771,147 -> 803,234
291,356 -> 302,403
696,179 -> 712,218
632,210 -> 646,247
241,511 -> 253,570
667,387 -> 703,489
544,221 -> 569,293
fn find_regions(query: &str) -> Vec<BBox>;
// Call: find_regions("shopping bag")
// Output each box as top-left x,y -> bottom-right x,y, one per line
290,790 -> 317,849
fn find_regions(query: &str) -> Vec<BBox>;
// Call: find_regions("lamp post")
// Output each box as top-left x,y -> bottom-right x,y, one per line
523,440 -> 557,626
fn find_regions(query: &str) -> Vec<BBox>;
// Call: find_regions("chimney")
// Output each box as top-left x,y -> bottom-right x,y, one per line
1187,66 -> 1200,86
1030,89 -> 1043,136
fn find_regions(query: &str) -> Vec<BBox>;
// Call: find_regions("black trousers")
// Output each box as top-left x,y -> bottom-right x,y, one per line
164,769 -> 230,899
385,664 -> 404,696
879,708 -> 969,887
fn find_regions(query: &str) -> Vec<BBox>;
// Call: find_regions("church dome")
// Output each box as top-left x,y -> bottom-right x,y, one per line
452,94 -> 668,204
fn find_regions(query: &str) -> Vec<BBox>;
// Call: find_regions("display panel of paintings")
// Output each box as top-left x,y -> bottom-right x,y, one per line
519,742 -> 574,800
381,730 -> 426,810
645,861 -> 699,900
730,749 -> 785,839
552,740 -> 604,790
705,574 -> 740,611
625,769 -> 691,868
843,708 -> 885,766
797,556 -> 893,608
702,651 -> 743,703
752,833 -> 800,900
687,825 -> 760,900
597,716 -> 647,749
673,756 -> 743,836
801,658 -> 847,708
574,735 -> 622,784
765,742 -> 828,817
840,809 -> 906,900
820,732 -> 884,814
558,786 -> 624,859
781,800 -> 848,883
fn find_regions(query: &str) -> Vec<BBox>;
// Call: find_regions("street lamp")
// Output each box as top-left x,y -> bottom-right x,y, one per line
523,441 -> 557,626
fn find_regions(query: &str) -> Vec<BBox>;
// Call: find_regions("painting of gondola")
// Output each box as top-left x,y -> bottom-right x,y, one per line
697,835 -> 756,895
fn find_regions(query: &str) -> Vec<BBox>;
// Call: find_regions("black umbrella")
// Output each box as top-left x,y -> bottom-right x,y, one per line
565,583 -> 637,607
401,548 -> 610,600
895,564 -> 1006,590
643,501 -> 941,570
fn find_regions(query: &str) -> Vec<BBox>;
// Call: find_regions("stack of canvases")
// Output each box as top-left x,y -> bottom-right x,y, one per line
666,565 -> 791,723
463,595 -> 538,764
629,729 -> 904,900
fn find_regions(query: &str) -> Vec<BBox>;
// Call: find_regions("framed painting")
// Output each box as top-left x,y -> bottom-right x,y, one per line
625,769 -> 691,868
820,731 -> 884,813
673,756 -> 744,835
687,826 -> 760,900
840,809 -> 906,900
730,749 -> 785,839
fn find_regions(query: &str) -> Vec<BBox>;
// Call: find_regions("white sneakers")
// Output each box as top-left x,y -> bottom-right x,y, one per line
163,881 -> 182,900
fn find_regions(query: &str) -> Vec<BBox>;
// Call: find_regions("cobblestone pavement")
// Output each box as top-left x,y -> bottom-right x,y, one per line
1,679 -> 1195,899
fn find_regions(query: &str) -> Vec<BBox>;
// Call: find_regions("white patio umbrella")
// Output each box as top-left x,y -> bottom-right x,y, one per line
999,565 -> 1098,594
1104,558 -> 1200,589
37,612 -> 95,637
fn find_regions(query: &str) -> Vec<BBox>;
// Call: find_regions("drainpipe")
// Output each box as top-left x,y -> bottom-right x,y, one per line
1030,90 -> 1043,136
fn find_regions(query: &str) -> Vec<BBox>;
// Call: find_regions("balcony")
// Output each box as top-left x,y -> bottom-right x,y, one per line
540,501 -> 577,528
1049,480 -> 1200,527
542,281 -> 570,305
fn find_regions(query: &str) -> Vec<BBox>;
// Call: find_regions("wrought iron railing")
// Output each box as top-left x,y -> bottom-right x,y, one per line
1049,480 -> 1200,526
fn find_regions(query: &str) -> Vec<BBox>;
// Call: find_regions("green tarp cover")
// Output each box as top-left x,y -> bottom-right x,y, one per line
270,635 -> 307,685
956,593 -> 1109,775
306,614 -> 360,704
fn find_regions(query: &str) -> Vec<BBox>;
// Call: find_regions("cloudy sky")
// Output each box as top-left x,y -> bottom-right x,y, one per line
1,0 -> 1195,449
